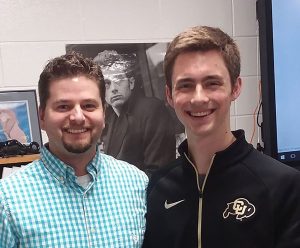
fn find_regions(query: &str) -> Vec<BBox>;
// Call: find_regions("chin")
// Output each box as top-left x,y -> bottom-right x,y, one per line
190,124 -> 215,137
65,145 -> 92,154
63,140 -> 93,154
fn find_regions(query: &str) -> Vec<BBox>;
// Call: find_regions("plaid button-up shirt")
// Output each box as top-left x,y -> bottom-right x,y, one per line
0,146 -> 148,247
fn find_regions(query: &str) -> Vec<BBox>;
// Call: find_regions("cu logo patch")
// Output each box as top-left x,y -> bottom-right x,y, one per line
223,198 -> 256,221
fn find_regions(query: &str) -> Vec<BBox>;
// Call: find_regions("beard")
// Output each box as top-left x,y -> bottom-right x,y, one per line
62,138 -> 93,154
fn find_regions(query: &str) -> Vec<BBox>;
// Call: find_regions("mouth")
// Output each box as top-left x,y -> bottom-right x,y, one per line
63,128 -> 89,134
187,110 -> 214,117
111,95 -> 123,102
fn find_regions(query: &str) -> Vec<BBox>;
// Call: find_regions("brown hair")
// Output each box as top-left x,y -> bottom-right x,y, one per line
164,26 -> 241,90
38,51 -> 105,110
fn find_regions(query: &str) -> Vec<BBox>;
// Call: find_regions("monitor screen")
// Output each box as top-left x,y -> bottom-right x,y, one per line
257,0 -> 300,170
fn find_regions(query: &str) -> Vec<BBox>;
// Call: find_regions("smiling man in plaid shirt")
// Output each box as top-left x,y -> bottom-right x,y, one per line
0,52 -> 148,247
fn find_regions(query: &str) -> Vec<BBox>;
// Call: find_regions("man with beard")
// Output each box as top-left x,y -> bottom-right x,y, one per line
0,52 -> 148,247
93,50 -> 176,176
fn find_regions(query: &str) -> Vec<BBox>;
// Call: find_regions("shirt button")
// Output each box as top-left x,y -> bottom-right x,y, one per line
132,234 -> 138,243
91,228 -> 95,233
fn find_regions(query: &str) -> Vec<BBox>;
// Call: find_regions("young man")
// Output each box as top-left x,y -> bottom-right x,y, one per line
143,26 -> 300,247
93,50 -> 176,175
0,52 -> 148,247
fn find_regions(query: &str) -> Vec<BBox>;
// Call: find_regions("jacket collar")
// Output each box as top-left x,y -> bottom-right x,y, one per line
178,130 -> 253,174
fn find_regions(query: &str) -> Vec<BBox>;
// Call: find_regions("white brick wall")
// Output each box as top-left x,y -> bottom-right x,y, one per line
0,0 -> 260,145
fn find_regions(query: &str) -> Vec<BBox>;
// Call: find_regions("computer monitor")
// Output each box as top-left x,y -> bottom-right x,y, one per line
257,0 -> 300,170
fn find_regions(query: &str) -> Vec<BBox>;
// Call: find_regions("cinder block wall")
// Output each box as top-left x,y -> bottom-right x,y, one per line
0,0 -> 260,145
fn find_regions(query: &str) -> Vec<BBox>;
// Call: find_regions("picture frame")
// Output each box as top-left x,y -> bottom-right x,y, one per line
0,90 -> 42,147
66,43 -> 168,99
66,43 -> 186,172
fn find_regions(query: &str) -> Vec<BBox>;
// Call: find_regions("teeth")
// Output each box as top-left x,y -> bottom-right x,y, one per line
190,111 -> 211,117
67,129 -> 87,134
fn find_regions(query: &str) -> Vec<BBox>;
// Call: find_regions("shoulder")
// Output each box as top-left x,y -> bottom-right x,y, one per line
148,157 -> 186,194
131,96 -> 167,112
99,153 -> 148,184
242,149 -> 300,188
0,159 -> 42,188
0,160 -> 44,207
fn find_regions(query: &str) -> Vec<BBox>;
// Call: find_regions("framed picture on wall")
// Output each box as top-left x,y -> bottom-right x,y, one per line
0,90 -> 42,147
66,43 -> 185,174
66,43 -> 168,99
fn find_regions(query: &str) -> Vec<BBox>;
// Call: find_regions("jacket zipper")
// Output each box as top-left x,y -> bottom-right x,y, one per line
184,153 -> 215,248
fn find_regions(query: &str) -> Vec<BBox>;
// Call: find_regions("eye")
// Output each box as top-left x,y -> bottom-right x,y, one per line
206,80 -> 221,87
104,80 -> 111,89
56,104 -> 70,112
83,103 -> 97,111
175,81 -> 193,90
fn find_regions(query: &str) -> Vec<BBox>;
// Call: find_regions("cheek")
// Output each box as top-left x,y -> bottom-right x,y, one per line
173,94 -> 189,107
42,112 -> 67,130
213,91 -> 232,103
91,111 -> 105,128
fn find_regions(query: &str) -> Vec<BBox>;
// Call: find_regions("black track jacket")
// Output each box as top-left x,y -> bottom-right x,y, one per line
143,130 -> 300,248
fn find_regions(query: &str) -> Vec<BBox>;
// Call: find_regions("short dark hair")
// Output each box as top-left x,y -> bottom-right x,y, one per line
38,51 -> 105,110
93,50 -> 138,80
164,26 -> 241,90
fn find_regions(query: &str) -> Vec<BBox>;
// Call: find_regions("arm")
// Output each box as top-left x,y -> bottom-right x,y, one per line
0,184 -> 17,248
275,172 -> 300,247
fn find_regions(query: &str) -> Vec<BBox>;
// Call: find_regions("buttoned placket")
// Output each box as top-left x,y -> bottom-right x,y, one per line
64,165 -> 96,248
81,171 -> 97,248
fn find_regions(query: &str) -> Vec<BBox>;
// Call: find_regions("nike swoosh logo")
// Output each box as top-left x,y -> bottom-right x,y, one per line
164,199 -> 185,209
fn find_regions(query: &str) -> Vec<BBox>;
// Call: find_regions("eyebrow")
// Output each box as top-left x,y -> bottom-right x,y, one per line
176,74 -> 223,83
53,98 -> 98,104
203,75 -> 223,81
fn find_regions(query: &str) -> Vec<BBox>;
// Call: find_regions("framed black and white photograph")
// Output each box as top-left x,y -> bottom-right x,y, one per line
0,90 -> 42,147
66,43 -> 168,100
66,43 -> 185,174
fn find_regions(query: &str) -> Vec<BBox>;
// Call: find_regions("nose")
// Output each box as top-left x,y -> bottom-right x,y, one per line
69,105 -> 85,123
109,81 -> 119,94
190,84 -> 209,104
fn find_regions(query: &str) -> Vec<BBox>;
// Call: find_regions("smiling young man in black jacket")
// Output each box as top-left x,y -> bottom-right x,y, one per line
142,26 -> 300,248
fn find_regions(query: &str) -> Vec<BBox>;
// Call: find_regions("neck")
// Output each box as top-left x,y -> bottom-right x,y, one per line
112,106 -> 121,116
48,145 -> 96,176
65,155 -> 92,176
187,130 -> 235,174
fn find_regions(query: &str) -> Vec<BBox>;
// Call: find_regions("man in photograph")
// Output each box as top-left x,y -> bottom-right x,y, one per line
94,50 -> 176,175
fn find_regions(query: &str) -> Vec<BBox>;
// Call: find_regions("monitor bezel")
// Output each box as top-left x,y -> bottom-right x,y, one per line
257,0 -> 300,170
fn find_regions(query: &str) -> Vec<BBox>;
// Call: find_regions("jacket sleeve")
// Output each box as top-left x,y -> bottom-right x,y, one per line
0,183 -> 17,248
275,171 -> 300,247
142,101 -> 176,175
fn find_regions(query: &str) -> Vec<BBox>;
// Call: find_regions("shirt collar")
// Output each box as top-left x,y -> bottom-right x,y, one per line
40,144 -> 102,183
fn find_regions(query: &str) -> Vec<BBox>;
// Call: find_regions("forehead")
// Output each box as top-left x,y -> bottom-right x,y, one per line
48,76 -> 101,99
102,68 -> 129,80
172,50 -> 229,78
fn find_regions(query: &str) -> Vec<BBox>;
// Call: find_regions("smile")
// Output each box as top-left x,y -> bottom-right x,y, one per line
189,110 -> 214,117
64,128 -> 88,134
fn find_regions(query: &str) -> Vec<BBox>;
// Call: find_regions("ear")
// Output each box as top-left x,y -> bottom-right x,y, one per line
102,109 -> 106,129
165,85 -> 174,108
129,77 -> 135,90
231,77 -> 242,101
38,106 -> 46,131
